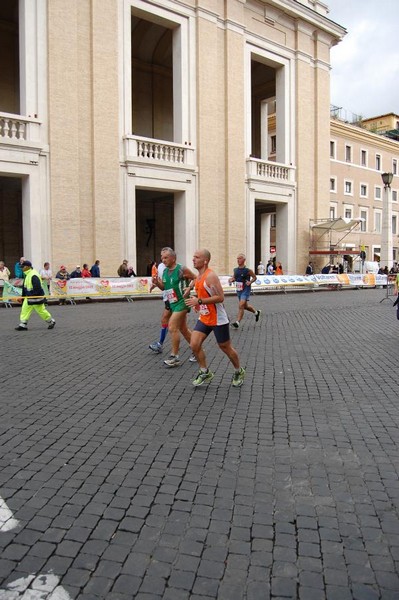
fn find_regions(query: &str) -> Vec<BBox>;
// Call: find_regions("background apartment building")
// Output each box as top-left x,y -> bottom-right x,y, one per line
329,114 -> 399,270
0,0 -> 344,276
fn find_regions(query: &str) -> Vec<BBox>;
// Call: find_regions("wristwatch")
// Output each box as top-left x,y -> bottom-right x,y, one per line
198,298 -> 203,305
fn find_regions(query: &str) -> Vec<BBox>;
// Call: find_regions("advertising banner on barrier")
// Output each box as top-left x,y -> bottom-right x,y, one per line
2,280 -> 49,303
1,272 -> 385,303
2,281 -> 22,303
52,277 -> 152,297
230,275 -> 316,290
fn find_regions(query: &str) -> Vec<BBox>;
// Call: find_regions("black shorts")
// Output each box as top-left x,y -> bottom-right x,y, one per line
193,320 -> 230,344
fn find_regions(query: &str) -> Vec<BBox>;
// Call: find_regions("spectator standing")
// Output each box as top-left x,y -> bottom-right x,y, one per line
0,261 -> 11,283
55,265 -> 70,305
40,262 -> 52,288
90,260 -> 100,277
14,256 -> 25,279
70,265 -> 82,278
257,261 -> 265,275
321,264 -> 331,274
56,265 -> 70,280
275,262 -> 283,275
117,260 -> 129,277
305,261 -> 313,276
81,264 -> 91,278
266,261 -> 274,275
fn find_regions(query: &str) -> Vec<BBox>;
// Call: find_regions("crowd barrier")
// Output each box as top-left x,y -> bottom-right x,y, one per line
1,273 -> 391,306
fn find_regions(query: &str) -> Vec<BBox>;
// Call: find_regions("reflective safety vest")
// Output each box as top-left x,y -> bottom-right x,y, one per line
23,268 -> 45,305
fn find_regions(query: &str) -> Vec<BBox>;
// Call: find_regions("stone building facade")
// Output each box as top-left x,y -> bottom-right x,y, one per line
0,0 -> 345,276
328,116 -> 399,269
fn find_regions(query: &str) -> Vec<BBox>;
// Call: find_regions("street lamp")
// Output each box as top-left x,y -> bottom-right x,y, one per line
380,172 -> 394,271
380,172 -> 394,303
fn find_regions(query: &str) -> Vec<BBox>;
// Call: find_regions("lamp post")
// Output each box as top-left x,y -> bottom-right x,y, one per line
380,172 -> 394,303
381,172 -> 394,270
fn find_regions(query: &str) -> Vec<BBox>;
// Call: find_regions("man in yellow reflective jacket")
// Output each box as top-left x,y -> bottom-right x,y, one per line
15,260 -> 56,331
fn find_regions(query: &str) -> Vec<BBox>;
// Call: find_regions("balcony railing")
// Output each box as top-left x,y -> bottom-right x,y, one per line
124,135 -> 195,168
247,157 -> 295,182
0,112 -> 42,144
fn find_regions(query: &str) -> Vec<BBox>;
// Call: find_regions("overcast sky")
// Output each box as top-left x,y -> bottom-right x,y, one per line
326,0 -> 399,119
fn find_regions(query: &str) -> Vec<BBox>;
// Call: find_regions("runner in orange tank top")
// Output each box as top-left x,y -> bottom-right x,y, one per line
185,249 -> 246,387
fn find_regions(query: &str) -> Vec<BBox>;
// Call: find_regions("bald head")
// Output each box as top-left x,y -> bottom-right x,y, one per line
192,248 -> 211,272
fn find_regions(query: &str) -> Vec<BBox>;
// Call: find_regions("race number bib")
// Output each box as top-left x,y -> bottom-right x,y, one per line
199,303 -> 210,316
236,282 -> 244,291
165,288 -> 178,303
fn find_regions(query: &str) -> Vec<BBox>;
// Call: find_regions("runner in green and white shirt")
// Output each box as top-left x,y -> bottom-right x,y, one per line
154,247 -> 196,367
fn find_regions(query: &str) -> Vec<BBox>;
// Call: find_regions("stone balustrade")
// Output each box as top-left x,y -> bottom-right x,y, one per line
0,112 -> 41,144
247,157 -> 295,182
124,135 -> 195,167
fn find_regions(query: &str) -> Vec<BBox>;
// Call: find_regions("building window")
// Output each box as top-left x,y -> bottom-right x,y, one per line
330,178 -> 336,192
360,210 -> 367,232
375,186 -> 382,200
344,207 -> 353,219
344,180 -> 352,195
330,205 -> 337,219
345,145 -> 352,162
373,246 -> 381,261
374,211 -> 382,234
361,150 -> 367,167
393,190 -> 398,202
330,140 -> 336,159
376,154 -> 381,171
393,159 -> 397,175
393,215 -> 397,235
270,213 -> 276,228
270,135 -> 276,154
360,184 -> 367,197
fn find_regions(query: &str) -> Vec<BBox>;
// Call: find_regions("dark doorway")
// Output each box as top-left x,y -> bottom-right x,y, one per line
135,190 -> 174,275
251,59 -> 275,159
255,202 -> 276,266
0,176 -> 23,275
0,0 -> 20,114
132,15 -> 173,141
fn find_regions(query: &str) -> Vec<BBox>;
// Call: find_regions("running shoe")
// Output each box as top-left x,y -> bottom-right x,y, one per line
149,342 -> 163,353
231,321 -> 240,329
192,370 -> 214,386
232,367 -> 246,387
48,319 -> 56,330
189,354 -> 197,362
164,355 -> 181,367
15,325 -> 28,331
255,310 -> 261,322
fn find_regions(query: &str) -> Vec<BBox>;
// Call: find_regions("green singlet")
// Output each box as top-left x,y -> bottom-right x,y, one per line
162,263 -> 190,313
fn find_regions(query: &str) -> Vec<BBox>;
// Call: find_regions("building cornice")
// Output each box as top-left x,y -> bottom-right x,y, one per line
331,119 -> 399,153
258,0 -> 346,41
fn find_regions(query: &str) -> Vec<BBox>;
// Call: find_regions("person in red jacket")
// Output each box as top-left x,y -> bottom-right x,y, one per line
81,264 -> 91,278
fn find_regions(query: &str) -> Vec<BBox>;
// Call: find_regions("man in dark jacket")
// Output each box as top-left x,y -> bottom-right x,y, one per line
70,265 -> 82,278
15,261 -> 56,331
90,260 -> 100,277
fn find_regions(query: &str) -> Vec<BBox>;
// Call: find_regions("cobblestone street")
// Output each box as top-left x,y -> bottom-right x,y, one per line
0,288 -> 399,599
